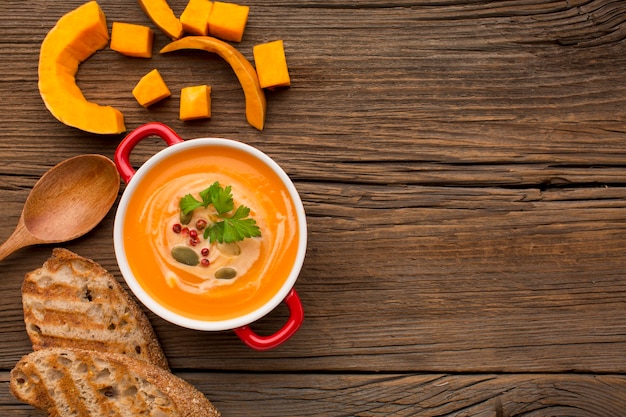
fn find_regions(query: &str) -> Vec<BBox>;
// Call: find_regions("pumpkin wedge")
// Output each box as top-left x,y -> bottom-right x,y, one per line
138,0 -> 184,40
160,36 -> 266,130
38,1 -> 125,134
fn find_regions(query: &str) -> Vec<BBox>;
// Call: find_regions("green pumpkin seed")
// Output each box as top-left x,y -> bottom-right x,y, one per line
179,210 -> 193,225
217,242 -> 241,256
171,246 -> 199,266
215,267 -> 237,280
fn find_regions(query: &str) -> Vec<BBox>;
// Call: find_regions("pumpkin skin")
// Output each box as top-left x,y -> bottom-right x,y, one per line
160,36 -> 266,130
38,1 -> 125,134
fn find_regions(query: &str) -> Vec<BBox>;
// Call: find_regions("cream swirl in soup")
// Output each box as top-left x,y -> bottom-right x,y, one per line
140,173 -> 289,295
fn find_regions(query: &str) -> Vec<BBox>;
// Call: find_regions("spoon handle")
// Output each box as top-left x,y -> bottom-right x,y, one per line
0,219 -> 39,261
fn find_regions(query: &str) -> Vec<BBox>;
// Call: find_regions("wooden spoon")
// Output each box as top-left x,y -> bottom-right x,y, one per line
0,154 -> 120,261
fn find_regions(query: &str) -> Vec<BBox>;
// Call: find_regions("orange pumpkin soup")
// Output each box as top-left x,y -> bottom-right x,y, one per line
122,144 -> 300,321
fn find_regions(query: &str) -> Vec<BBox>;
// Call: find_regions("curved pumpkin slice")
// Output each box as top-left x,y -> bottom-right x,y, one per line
38,1 -> 125,134
138,0 -> 183,40
160,36 -> 266,130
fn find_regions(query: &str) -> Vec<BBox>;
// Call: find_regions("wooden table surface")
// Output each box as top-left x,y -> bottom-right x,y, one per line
1,0 -> 626,415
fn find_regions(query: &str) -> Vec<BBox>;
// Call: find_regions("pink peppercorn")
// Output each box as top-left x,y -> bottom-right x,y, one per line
201,258 -> 210,267
201,247 -> 209,257
196,219 -> 208,230
189,229 -> 198,239
172,224 -> 182,233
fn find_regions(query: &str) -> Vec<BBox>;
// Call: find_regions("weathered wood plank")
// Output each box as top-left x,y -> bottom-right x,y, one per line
1,371 -> 626,416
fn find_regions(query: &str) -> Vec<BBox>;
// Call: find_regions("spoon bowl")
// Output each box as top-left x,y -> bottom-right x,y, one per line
0,154 -> 120,261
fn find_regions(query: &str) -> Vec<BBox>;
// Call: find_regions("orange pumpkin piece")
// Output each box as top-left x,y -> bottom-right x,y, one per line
180,85 -> 212,120
253,40 -> 290,89
138,0 -> 183,40
132,69 -> 171,107
180,0 -> 213,35
110,22 -> 154,58
38,1 -> 125,134
161,36 -> 266,130
208,1 -> 249,42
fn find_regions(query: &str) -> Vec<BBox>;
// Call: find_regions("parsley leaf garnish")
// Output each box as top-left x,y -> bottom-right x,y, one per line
180,194 -> 204,214
208,182 -> 234,215
218,205 -> 260,243
179,181 -> 261,244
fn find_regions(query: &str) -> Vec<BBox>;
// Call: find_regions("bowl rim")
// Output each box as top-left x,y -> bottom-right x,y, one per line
113,137 -> 307,331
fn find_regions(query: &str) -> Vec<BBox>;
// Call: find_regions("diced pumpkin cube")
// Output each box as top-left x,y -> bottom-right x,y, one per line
253,40 -> 290,89
180,85 -> 212,120
180,0 -> 213,35
110,22 -> 154,58
132,69 -> 171,107
208,1 -> 249,42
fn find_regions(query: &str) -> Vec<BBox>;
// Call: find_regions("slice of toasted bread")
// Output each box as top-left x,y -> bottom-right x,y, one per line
10,347 -> 220,417
22,248 -> 168,370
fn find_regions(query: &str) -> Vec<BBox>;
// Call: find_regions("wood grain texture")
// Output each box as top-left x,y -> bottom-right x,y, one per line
0,0 -> 625,415
1,371 -> 626,416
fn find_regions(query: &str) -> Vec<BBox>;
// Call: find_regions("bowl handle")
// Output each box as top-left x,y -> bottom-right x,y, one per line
234,289 -> 304,351
114,122 -> 184,184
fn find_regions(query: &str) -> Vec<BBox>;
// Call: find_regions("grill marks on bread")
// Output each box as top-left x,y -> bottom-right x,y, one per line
10,348 -> 220,417
13,249 -> 220,416
22,248 -> 169,370
24,279 -> 133,351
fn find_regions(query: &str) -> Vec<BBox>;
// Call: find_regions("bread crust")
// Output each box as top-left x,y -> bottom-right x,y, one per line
10,347 -> 220,417
22,248 -> 169,370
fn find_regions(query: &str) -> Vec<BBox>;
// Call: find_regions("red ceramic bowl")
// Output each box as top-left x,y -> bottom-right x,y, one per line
113,123 -> 306,350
